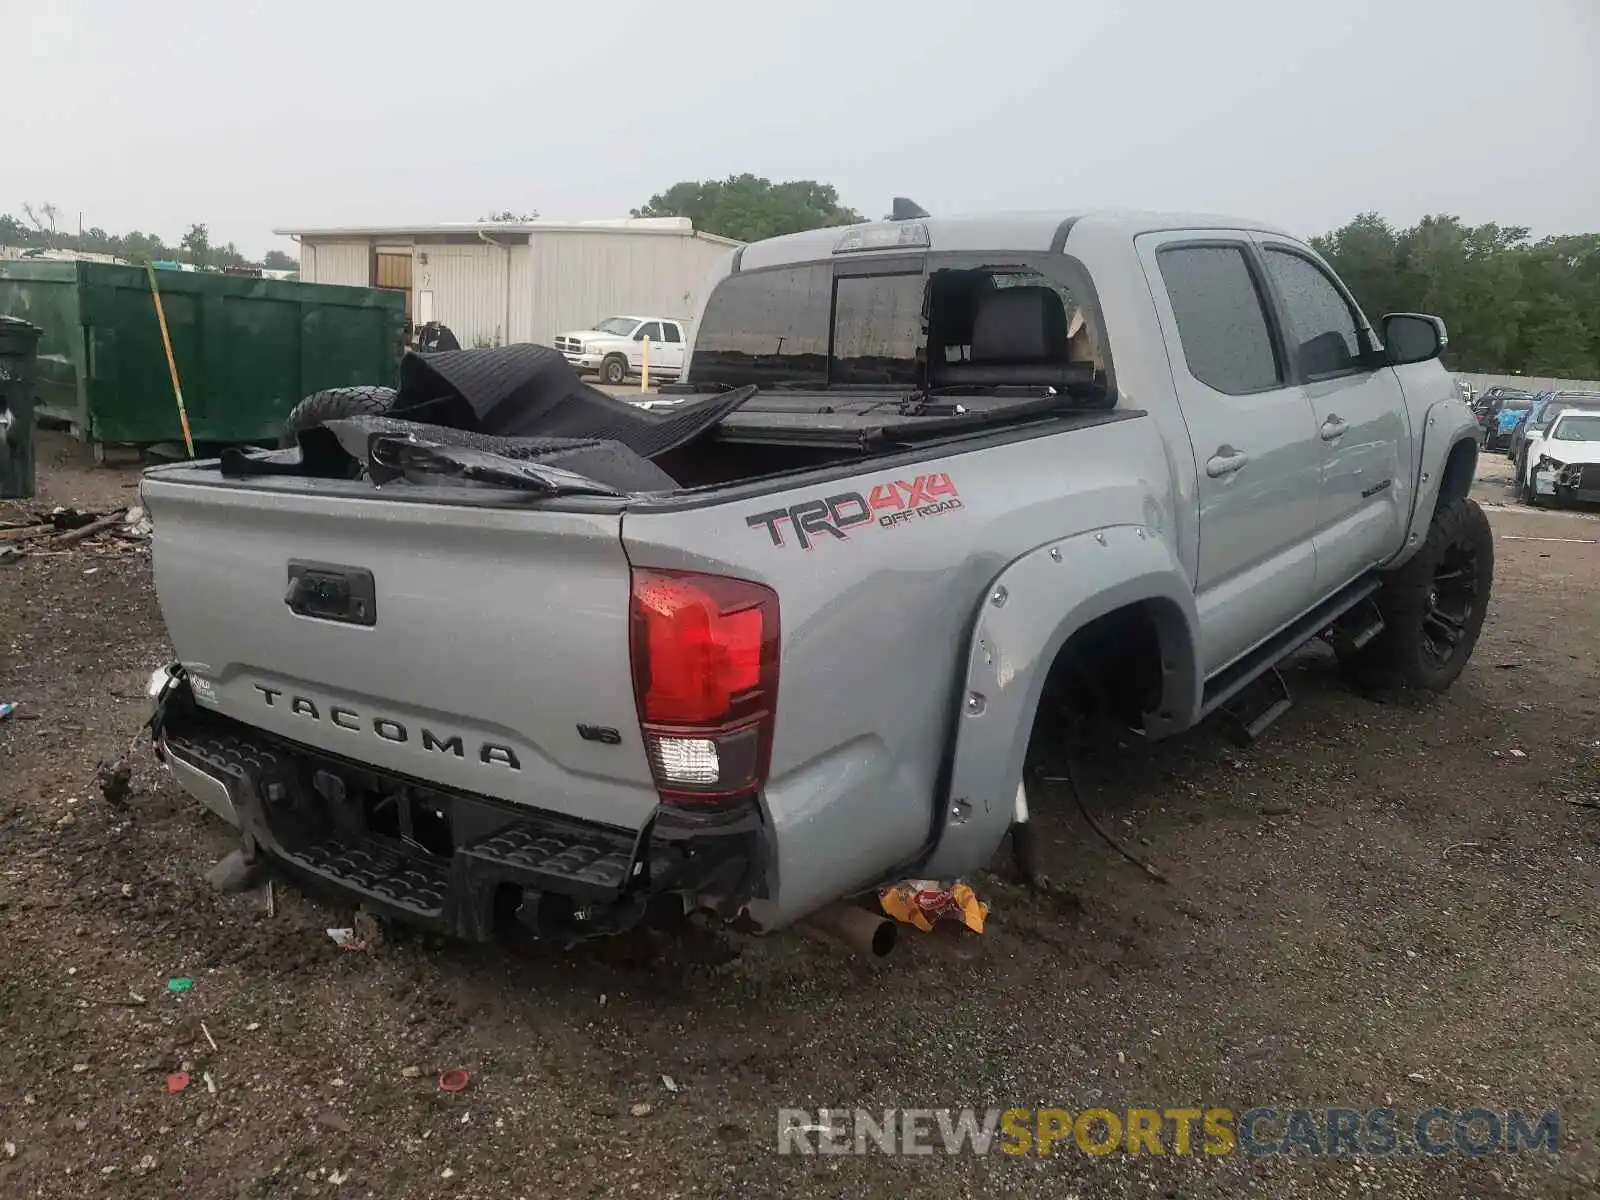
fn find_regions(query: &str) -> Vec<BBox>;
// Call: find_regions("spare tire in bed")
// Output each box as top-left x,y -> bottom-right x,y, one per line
279,386 -> 397,447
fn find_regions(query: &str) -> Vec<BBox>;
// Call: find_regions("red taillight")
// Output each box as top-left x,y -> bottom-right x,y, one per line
629,568 -> 779,806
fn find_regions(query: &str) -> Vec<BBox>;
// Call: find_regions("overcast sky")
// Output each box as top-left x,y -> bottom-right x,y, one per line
5,0 -> 1596,258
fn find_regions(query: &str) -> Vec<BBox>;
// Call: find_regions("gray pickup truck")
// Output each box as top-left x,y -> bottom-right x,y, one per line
141,209 -> 1492,949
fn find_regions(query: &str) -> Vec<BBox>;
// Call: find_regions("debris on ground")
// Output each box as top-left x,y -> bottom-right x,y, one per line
166,977 -> 194,994
437,1069 -> 470,1093
0,701 -> 13,721
326,928 -> 368,952
878,879 -> 989,933
204,849 -> 265,894
164,1072 -> 190,1094
96,755 -> 133,806
0,505 -> 144,560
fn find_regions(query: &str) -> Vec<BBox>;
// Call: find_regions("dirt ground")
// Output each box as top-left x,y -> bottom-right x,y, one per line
2,430 -> 1598,1199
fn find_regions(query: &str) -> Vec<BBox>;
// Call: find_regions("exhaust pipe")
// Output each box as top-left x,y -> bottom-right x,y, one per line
801,902 -> 898,959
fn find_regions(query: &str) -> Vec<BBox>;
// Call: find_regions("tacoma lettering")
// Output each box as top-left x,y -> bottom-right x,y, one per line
250,688 -> 519,770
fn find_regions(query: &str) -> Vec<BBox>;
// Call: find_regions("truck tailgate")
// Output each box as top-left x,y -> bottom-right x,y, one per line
141,476 -> 660,831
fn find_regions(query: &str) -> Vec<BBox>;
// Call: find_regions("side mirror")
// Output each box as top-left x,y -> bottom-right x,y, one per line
1382,313 -> 1447,366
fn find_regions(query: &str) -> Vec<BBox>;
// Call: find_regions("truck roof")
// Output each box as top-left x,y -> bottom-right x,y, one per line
735,209 -> 1298,272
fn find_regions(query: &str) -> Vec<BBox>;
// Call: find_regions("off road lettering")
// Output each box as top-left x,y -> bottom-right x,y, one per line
751,475 -> 964,549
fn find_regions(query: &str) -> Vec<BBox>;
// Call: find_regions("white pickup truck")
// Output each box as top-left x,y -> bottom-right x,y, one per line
553,315 -> 688,385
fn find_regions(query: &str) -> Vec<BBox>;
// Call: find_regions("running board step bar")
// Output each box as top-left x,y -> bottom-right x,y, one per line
1220,666 -> 1293,746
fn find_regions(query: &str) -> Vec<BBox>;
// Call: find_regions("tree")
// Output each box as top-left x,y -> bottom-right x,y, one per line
480,210 -> 539,222
632,175 -> 863,242
22,201 -> 60,239
1314,213 -> 1600,379
261,249 -> 298,271
180,223 -> 212,268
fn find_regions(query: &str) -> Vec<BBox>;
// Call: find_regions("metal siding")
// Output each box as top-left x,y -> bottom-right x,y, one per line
414,242 -> 509,346
518,232 -> 733,346
1458,370 -> 1600,394
321,231 -> 739,348
301,240 -> 371,287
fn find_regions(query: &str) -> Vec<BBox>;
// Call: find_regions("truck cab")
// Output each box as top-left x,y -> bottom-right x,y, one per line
554,315 -> 687,385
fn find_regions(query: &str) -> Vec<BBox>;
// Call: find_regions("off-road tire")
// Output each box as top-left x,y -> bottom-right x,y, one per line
1339,495 -> 1494,691
279,386 -> 397,447
601,354 -> 629,386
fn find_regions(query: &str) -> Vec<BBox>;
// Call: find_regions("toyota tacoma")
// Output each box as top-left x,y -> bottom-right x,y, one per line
139,209 -> 1492,947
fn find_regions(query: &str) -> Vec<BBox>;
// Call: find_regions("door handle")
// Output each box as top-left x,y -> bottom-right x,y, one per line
1320,414 -> 1350,441
1205,446 -> 1249,478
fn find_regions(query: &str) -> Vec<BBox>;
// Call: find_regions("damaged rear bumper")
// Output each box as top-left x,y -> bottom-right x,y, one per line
146,666 -> 766,943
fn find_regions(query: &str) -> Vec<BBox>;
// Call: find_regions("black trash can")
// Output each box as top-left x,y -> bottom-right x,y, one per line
0,315 -> 42,499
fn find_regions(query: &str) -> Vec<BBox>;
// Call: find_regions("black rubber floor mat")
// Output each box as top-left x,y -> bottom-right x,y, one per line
390,344 -> 756,457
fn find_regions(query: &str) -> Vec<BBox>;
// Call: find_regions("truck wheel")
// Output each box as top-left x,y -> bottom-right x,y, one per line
601,355 -> 628,386
1342,496 -> 1493,691
279,386 -> 397,446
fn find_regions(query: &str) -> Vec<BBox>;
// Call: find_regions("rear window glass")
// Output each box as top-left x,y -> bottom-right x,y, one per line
689,265 -> 832,387
688,254 -> 1103,389
831,272 -> 924,385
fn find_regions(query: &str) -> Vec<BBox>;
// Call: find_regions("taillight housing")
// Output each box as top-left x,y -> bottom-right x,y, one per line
629,567 -> 779,807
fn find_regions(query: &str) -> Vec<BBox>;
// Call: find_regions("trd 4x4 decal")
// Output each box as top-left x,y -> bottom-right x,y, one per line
746,473 -> 963,550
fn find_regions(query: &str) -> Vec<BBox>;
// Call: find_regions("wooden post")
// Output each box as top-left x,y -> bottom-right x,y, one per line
146,265 -> 194,458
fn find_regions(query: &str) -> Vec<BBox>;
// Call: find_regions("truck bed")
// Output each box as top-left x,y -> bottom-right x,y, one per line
141,393 -> 1151,935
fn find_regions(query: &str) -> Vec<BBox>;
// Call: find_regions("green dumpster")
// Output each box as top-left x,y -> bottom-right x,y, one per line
0,260 -> 404,449
0,315 -> 42,498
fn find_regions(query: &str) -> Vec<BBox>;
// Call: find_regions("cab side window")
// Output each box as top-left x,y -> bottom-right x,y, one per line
1157,245 -> 1282,395
660,322 -> 682,344
635,321 -> 663,342
1262,249 -> 1363,379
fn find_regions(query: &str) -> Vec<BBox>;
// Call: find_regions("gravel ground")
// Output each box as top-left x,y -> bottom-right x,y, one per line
2,432 -> 1598,1199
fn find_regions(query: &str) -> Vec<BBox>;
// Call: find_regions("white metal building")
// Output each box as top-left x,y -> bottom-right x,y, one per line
274,217 -> 741,348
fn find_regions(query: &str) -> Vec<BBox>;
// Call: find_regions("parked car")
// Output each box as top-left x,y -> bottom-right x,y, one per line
138,208 -> 1490,953
1512,391 -> 1600,494
1472,387 -> 1536,444
1484,393 -> 1535,452
1525,408 -> 1600,507
553,315 -> 688,385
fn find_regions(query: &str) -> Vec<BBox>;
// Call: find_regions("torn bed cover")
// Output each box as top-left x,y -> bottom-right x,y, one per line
322,416 -> 679,494
389,343 -> 755,456
251,344 -> 757,494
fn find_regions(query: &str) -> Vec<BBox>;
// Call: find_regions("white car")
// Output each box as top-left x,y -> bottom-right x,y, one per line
552,316 -> 687,385
1525,409 -> 1600,507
